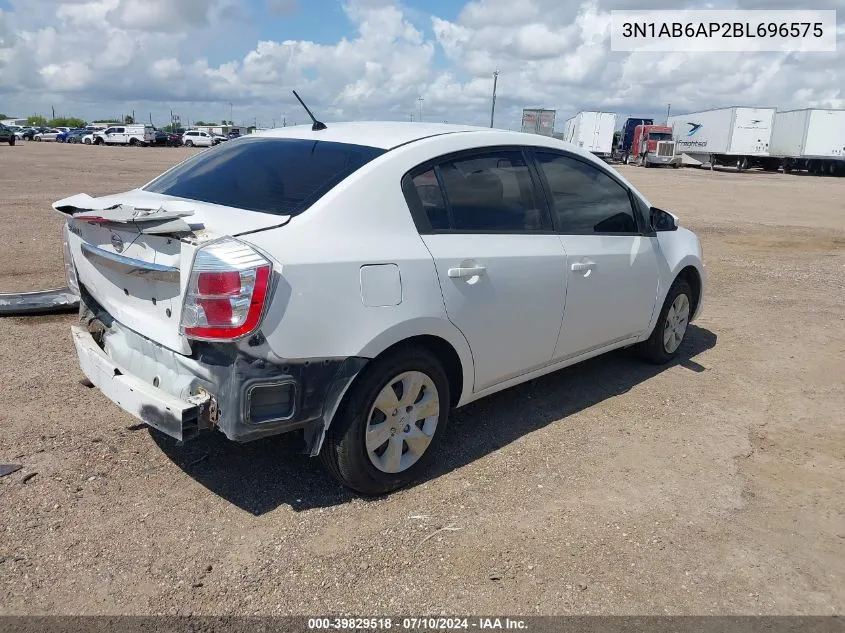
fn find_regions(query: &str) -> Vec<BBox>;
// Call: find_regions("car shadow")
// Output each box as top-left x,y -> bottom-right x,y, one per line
152,325 -> 717,515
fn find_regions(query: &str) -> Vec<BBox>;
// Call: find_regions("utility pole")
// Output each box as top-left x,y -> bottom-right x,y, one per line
666,103 -> 671,124
272,118 -> 276,128
229,102 -> 233,123
490,69 -> 499,128
149,112 -> 153,125
283,117 -> 286,127
417,96 -> 424,122
410,114 -> 414,122
52,106 -> 55,120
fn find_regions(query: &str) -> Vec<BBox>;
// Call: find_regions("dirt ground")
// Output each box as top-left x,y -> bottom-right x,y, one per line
0,142 -> 843,615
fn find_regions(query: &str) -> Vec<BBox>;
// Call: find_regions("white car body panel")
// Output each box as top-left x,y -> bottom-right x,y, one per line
553,234 -> 659,361
421,233 -> 567,391
60,121 -> 705,439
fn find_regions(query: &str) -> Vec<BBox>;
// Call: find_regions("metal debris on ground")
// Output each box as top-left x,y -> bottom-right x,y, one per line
0,464 -> 23,478
0,287 -> 79,316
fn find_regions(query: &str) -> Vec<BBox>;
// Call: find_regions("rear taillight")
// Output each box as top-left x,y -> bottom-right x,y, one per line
62,222 -> 80,297
180,238 -> 273,341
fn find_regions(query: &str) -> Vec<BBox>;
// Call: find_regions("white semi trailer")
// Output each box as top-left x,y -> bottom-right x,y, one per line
668,106 -> 776,171
562,111 -> 617,158
769,109 -> 845,176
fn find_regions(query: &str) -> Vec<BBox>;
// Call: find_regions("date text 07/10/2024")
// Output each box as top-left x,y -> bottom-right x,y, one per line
307,617 -> 528,630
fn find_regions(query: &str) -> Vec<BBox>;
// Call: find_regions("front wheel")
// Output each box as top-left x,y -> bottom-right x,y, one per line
321,346 -> 450,495
637,278 -> 693,364
8,136 -> 15,146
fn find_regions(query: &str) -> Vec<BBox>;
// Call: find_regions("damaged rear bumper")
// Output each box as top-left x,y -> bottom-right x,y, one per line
72,326 -> 213,441
72,289 -> 368,447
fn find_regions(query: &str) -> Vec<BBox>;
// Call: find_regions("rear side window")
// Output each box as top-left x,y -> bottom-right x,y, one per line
407,150 -> 548,232
143,137 -> 386,217
535,152 -> 638,234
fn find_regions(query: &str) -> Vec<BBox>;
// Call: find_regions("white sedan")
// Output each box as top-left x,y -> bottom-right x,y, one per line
55,122 -> 705,495
34,129 -> 61,141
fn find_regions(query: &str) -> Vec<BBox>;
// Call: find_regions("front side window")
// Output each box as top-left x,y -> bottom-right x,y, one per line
535,152 -> 638,234
144,137 -> 385,217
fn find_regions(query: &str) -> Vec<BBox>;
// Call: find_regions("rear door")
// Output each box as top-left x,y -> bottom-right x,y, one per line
406,147 -> 568,392
531,150 -> 660,361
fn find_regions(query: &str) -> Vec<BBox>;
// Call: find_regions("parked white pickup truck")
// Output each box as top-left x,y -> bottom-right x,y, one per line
94,124 -> 155,146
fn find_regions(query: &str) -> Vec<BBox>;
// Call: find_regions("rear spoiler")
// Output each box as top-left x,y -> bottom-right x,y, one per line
53,193 -> 195,234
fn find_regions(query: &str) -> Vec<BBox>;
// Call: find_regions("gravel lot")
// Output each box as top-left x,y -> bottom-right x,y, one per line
1,142 -> 843,615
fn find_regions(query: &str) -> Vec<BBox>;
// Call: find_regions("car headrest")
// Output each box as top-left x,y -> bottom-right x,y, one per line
464,170 -> 504,207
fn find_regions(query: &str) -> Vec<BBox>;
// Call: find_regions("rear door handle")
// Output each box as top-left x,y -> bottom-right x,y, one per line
571,261 -> 596,273
448,265 -> 486,279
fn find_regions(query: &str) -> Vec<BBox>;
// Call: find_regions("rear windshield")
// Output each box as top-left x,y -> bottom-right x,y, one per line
143,137 -> 386,216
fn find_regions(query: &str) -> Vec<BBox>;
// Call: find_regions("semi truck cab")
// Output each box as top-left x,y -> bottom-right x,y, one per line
629,125 -> 678,168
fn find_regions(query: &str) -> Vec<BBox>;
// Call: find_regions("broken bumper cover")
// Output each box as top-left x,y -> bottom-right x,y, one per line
0,287 -> 79,316
72,326 -> 212,441
71,317 -> 367,446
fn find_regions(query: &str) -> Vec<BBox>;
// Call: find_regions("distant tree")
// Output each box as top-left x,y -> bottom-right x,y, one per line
124,115 -> 134,124
194,120 -> 210,126
0,114 -> 7,120
27,115 -> 48,126
48,117 -> 87,128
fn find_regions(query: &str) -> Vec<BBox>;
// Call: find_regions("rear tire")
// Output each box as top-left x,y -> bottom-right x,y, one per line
320,346 -> 450,496
637,278 -> 693,364
9,136 -> 15,146
185,140 -> 193,147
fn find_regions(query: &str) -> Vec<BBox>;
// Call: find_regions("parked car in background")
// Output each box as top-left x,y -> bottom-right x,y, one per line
227,130 -> 241,140
93,124 -> 155,146
152,130 -> 170,146
181,129 -> 217,147
212,133 -> 228,143
57,128 -> 85,143
0,124 -> 16,145
35,129 -> 61,141
167,132 -> 183,147
58,122 -> 705,495
66,130 -> 88,144
20,128 -> 38,141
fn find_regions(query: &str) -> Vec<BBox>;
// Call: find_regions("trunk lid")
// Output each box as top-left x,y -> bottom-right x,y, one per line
56,190 -> 288,355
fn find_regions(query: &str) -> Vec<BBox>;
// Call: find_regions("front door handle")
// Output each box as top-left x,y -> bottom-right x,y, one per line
571,261 -> 596,273
448,265 -> 486,279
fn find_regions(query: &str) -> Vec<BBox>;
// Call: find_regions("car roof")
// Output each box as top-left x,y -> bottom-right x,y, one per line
252,121 -> 509,150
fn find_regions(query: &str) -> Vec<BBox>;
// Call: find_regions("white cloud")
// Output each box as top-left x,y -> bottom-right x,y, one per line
0,0 -> 842,127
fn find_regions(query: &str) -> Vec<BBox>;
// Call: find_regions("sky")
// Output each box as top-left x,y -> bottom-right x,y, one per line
0,0 -> 843,130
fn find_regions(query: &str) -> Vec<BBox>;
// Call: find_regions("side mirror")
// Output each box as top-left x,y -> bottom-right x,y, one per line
651,207 -> 678,232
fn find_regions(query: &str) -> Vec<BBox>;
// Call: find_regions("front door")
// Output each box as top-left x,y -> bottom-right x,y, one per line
532,151 -> 660,360
410,148 -> 568,392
